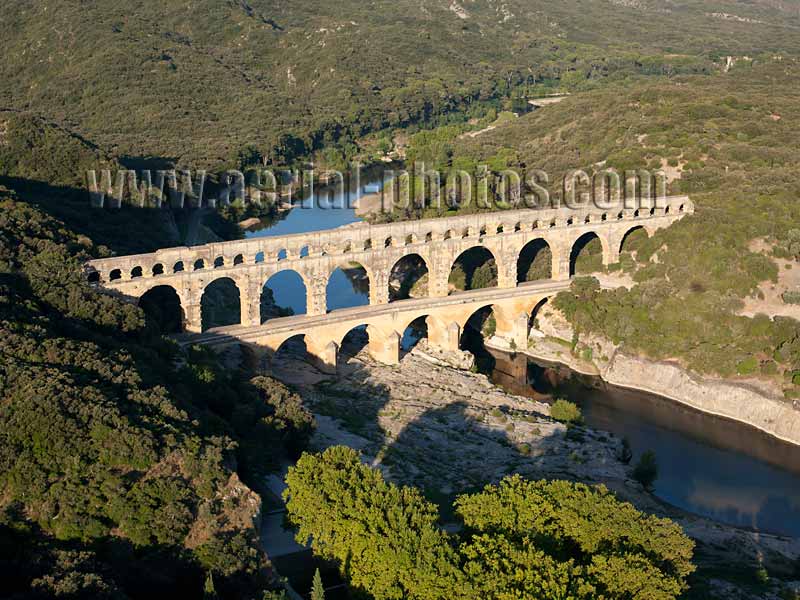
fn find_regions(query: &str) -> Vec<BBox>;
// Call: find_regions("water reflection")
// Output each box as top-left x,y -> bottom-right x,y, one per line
535,363 -> 800,536
245,173 -> 381,238
327,264 -> 370,312
400,317 -> 428,353
262,271 -> 307,322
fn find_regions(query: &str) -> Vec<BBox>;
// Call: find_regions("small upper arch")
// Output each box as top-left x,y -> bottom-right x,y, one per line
619,225 -> 650,254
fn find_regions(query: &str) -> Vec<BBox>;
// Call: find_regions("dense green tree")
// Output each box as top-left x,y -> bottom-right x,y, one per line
525,246 -> 553,281
284,447 -> 695,600
471,262 -> 497,289
448,264 -> 467,291
550,399 -> 583,424
456,476 -> 695,600
284,447 -> 464,600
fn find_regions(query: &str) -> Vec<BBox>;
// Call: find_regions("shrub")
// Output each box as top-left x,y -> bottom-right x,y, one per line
783,291 -> 800,305
566,427 -> 586,443
448,264 -> 467,290
471,262 -> 497,289
736,357 -> 759,375
633,450 -> 659,490
550,399 -> 583,424
755,565 -> 769,585
760,361 -> 779,376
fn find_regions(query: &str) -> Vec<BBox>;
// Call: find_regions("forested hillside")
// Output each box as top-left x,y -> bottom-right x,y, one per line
0,187 -> 313,598
2,0 -> 800,166
0,110 -> 179,254
2,1 -> 800,597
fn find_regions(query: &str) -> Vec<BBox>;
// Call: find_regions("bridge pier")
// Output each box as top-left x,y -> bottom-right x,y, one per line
307,339 -> 339,374
241,280 -> 262,327
496,257 -> 517,290
427,263 -> 451,298
492,307 -> 530,352
184,301 -> 203,333
369,328 -> 401,365
552,247 -> 571,281
603,244 -> 620,267
308,286 -> 327,316
428,318 -> 460,352
509,312 -> 531,351
370,282 -> 390,305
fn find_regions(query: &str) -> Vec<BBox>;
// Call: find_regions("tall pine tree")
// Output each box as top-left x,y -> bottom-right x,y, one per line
311,568 -> 325,600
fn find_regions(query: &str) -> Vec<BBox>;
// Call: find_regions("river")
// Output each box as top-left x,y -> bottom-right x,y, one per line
519,358 -> 800,537
250,171 -> 800,564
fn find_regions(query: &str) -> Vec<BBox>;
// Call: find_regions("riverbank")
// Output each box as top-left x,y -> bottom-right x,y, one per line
354,191 -> 384,217
522,303 -> 800,449
261,341 -> 800,598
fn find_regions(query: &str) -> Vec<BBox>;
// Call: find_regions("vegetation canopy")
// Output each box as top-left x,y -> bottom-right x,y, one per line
284,446 -> 695,600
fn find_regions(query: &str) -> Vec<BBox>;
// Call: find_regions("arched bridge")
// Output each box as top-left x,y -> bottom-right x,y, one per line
87,196 -> 692,371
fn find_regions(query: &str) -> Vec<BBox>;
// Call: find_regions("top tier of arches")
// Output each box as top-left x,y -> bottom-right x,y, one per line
89,196 -> 691,285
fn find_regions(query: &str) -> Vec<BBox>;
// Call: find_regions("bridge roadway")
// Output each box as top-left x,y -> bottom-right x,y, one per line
180,278 -> 588,372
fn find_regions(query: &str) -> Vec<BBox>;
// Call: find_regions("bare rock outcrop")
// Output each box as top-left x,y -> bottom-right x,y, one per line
529,305 -> 800,446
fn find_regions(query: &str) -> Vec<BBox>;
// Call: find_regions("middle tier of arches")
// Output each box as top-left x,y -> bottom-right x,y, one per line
129,222 -> 653,333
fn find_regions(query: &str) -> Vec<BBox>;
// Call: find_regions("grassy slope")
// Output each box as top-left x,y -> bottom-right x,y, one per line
2,0 -> 800,165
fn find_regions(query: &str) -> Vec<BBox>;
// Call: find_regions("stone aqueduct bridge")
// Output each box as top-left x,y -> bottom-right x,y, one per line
87,196 -> 692,371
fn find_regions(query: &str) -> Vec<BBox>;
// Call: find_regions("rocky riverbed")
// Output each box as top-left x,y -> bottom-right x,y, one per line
265,339 -> 800,599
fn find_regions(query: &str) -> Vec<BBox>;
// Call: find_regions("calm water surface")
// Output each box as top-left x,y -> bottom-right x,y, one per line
525,360 -> 800,536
